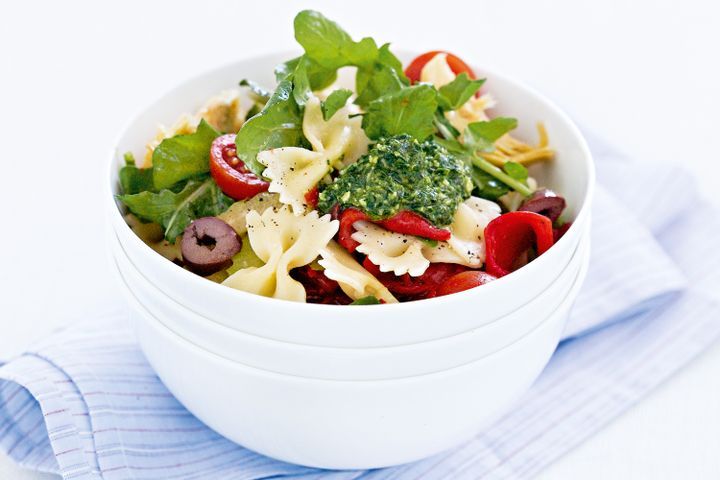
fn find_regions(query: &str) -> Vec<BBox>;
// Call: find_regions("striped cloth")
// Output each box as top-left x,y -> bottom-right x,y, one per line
2,136 -> 720,480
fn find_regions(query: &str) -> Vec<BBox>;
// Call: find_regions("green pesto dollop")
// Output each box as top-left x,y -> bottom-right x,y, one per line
318,134 -> 473,227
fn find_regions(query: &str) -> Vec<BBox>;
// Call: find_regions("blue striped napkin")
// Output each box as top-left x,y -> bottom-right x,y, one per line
2,136 -> 720,480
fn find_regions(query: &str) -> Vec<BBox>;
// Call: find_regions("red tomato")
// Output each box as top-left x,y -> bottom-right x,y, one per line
436,271 -> 497,296
209,134 -> 269,200
404,51 -> 476,83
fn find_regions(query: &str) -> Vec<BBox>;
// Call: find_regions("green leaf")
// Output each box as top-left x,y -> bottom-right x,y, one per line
291,56 -> 312,107
117,177 -> 233,242
470,167 -> 510,200
151,120 -> 221,190
502,161 -> 528,182
350,296 -> 381,305
362,85 -> 439,140
464,117 -> 518,153
239,79 -> 271,102
294,10 -> 378,70
119,163 -> 154,195
355,44 -> 408,107
434,111 -> 461,141
438,73 -> 485,110
274,55 -> 337,90
321,89 -> 352,120
234,78 -> 308,177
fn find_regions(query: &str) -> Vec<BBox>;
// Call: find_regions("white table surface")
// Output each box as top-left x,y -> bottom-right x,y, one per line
2,0 -> 719,478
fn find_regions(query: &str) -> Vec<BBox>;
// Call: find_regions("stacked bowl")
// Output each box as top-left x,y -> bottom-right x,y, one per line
105,53 -> 595,470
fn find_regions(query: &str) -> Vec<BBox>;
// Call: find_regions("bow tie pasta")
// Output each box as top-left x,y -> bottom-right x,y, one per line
425,197 -> 501,267
351,197 -> 501,276
257,94 -> 369,215
223,206 -> 339,302
318,241 -> 398,303
352,221 -> 431,277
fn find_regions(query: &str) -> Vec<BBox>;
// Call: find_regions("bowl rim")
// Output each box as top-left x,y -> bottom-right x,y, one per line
106,51 -> 595,311
131,236 -> 591,383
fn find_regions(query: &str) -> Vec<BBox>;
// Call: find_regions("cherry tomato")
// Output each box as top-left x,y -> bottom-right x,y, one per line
436,271 -> 496,297
209,134 -> 269,200
405,51 -> 476,83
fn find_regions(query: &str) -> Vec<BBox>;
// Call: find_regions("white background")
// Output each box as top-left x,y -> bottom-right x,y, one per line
1,0 -> 719,478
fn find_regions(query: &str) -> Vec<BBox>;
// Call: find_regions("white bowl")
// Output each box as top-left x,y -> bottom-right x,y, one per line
111,224 -> 590,380
127,242 -> 589,469
107,52 -> 595,347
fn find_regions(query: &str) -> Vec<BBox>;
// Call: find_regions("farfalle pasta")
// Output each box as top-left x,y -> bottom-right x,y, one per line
258,95 -> 369,215
223,206 -> 338,302
118,10 -> 567,304
318,241 -> 398,303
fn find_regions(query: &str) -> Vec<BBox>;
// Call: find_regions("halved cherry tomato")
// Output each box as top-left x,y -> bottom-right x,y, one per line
209,134 -> 269,200
436,271 -> 496,297
405,51 -> 476,83
337,208 -> 451,253
484,211 -> 554,278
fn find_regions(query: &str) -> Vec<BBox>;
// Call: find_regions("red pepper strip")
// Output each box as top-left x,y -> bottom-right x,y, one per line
484,211 -> 554,278
377,210 -> 451,242
304,186 -> 319,210
362,257 -> 467,300
291,266 -> 352,305
338,208 -> 370,253
338,208 -> 451,253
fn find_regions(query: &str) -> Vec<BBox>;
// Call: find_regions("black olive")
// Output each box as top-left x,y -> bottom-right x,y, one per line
518,188 -> 566,223
181,217 -> 242,276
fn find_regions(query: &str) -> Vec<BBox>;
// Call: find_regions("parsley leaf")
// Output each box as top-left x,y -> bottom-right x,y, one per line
234,78 -> 308,177
322,89 -> 353,120
117,177 -> 233,242
464,118 -> 518,153
437,73 -> 485,110
151,120 -> 220,190
362,84 -> 438,140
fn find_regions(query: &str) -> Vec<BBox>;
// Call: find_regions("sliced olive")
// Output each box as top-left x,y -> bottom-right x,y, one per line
518,188 -> 566,223
181,217 -> 242,276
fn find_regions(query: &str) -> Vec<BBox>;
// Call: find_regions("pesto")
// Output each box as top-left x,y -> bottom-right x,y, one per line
318,135 -> 473,227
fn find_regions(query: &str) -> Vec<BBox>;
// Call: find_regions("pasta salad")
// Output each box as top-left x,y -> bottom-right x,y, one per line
117,10 -> 569,305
